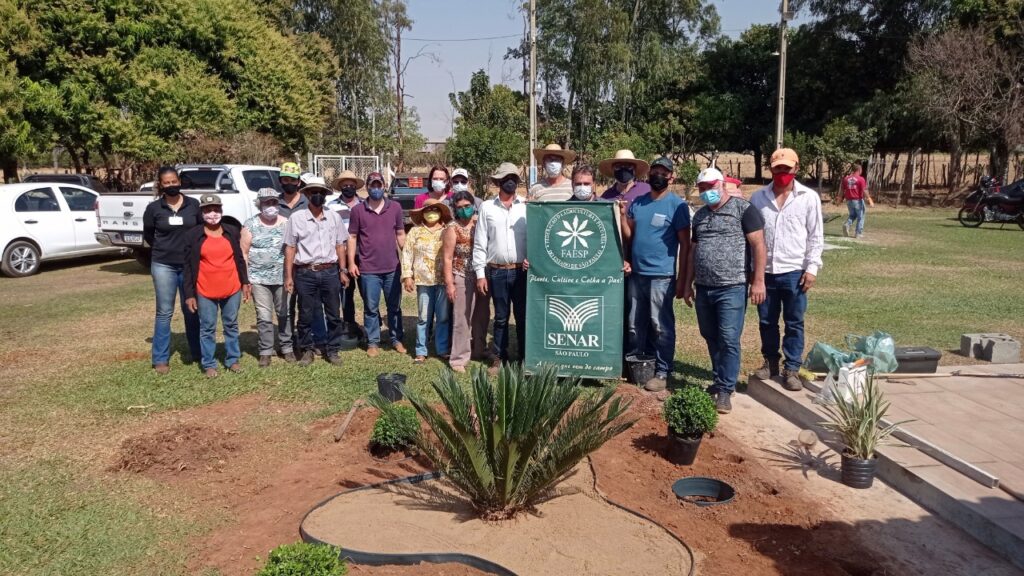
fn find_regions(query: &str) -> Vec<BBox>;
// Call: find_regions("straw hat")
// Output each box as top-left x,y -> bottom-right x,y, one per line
410,198 -> 452,226
598,149 -> 650,179
532,143 -> 577,164
331,169 -> 365,190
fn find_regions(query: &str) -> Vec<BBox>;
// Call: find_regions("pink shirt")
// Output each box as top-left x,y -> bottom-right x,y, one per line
843,175 -> 867,200
414,191 -> 450,208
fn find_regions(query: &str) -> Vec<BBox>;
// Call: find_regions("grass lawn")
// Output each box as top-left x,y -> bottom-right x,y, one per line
1,206 -> 1022,575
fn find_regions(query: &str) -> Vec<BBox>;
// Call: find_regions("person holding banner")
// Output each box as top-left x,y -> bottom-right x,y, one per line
473,162 -> 528,374
624,156 -> 691,393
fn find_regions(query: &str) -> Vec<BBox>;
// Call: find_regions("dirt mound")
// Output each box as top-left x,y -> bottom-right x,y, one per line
112,424 -> 240,476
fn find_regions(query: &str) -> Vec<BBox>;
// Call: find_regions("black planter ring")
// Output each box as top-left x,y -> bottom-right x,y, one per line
672,476 -> 736,507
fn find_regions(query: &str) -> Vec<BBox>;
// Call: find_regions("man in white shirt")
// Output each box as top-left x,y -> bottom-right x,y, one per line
749,148 -> 824,392
473,162 -> 528,372
528,143 -> 575,202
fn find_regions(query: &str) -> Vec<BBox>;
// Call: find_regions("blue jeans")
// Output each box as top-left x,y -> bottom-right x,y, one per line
628,275 -> 676,378
361,270 -> 404,348
845,200 -> 865,236
151,261 -> 200,366
415,285 -> 451,357
197,291 -> 241,370
294,266 -> 344,354
487,267 -> 526,361
757,271 -> 808,371
695,284 -> 748,394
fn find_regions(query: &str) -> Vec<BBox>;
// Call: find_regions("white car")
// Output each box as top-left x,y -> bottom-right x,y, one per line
1,183 -> 123,277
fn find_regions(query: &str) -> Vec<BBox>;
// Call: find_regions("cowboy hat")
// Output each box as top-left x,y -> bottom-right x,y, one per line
331,169 -> 365,190
410,198 -> 452,227
532,143 -> 577,164
489,162 -> 522,183
598,149 -> 650,179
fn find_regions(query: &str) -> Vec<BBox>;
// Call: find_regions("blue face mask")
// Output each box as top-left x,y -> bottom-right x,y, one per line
700,189 -> 721,206
368,186 -> 385,200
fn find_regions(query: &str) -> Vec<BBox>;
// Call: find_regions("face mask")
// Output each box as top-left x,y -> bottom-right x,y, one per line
573,185 -> 593,200
772,172 -> 796,188
261,205 -> 279,219
340,186 -> 357,198
368,186 -> 385,200
452,182 -> 469,193
500,179 -> 518,194
162,185 -> 181,197
455,205 -> 475,220
308,193 -> 326,208
699,189 -> 721,206
648,173 -> 669,191
282,183 -> 298,194
203,211 -> 222,225
544,161 -> 562,177
614,167 -> 635,184
431,179 -> 447,193
423,211 -> 441,224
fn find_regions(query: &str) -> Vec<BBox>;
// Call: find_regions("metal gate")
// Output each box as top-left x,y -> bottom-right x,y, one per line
312,155 -> 380,184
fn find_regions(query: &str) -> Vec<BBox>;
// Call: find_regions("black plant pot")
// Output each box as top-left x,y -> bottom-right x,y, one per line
667,431 -> 703,466
376,373 -> 406,403
841,454 -> 877,489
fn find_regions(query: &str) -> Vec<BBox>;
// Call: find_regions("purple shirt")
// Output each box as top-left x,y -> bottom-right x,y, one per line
348,199 -> 404,274
601,181 -> 650,204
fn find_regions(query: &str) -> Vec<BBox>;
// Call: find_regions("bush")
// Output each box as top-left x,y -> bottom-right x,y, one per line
257,542 -> 346,576
406,364 -> 635,520
663,386 -> 718,438
369,404 -> 420,453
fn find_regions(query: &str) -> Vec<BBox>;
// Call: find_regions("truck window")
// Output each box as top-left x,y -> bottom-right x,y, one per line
242,170 -> 275,192
180,170 -> 221,190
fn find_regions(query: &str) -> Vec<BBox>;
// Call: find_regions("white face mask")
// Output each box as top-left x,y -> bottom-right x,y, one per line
452,182 -> 469,193
544,161 -> 563,177
573,185 -> 593,200
261,205 -> 279,219
431,179 -> 447,193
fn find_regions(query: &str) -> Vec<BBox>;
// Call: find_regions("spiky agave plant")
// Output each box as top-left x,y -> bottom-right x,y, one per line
819,374 -> 910,460
404,363 -> 635,520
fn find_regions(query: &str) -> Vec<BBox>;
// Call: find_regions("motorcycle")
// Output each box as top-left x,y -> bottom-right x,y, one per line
957,176 -> 1024,229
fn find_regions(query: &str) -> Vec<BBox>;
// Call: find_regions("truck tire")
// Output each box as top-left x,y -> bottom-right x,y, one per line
2,240 -> 41,277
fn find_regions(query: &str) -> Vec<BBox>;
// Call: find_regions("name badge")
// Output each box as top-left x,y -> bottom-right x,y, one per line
650,213 -> 667,228
168,216 -> 184,226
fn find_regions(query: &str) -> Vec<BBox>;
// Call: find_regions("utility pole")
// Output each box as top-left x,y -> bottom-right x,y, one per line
774,0 -> 792,149
529,0 -> 537,185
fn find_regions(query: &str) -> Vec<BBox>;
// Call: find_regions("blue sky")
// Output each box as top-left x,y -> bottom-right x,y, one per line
404,1 -> 810,141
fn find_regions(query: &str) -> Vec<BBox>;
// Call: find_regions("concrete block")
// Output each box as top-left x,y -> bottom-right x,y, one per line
961,332 -> 1013,358
980,336 -> 1021,364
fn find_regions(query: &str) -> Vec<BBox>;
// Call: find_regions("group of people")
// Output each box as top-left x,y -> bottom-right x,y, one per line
142,144 -> 824,415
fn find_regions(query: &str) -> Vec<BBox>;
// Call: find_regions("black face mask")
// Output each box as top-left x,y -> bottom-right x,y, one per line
163,186 -> 181,196
308,193 -> 326,207
648,173 -> 670,191
500,179 -> 518,194
282,183 -> 299,194
340,186 -> 357,198
614,167 -> 635,184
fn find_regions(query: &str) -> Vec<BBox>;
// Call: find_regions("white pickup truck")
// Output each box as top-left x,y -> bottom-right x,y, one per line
95,164 -> 281,264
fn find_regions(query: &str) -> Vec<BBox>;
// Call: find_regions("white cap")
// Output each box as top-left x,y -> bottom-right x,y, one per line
452,168 -> 470,180
697,167 -> 724,184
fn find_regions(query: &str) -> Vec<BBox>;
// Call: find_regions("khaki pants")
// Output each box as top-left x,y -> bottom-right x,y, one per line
449,271 -> 491,367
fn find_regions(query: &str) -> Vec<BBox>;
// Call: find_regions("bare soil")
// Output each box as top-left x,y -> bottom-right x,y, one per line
112,424 -> 241,477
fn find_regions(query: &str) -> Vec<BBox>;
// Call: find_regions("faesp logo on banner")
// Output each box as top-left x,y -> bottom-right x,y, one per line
526,202 -> 624,379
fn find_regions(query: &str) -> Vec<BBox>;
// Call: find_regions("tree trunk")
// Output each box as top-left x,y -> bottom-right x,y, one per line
566,86 -> 575,151
992,137 -> 1010,183
394,21 -> 404,172
2,155 -> 18,183
753,149 -> 763,182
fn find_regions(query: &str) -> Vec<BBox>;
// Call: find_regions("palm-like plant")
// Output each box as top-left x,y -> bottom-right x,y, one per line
404,363 -> 635,520
819,374 -> 909,459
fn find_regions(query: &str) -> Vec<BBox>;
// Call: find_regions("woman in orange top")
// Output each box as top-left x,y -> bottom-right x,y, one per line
184,194 -> 251,378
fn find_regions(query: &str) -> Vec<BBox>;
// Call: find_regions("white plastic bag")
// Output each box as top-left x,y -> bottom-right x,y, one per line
816,364 -> 867,405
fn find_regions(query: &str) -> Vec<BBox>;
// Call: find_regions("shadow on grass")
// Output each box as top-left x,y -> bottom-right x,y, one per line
98,260 -> 148,275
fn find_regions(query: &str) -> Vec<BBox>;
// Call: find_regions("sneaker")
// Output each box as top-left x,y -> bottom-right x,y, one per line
298,351 -> 315,367
228,363 -> 243,374
781,368 -> 803,391
154,364 -> 170,375
414,356 -> 426,365
716,392 -> 733,414
856,234 -> 864,239
325,353 -> 343,366
259,355 -> 272,368
644,376 -> 668,392
393,342 -> 407,354
282,351 -> 296,363
753,358 -> 779,381
843,222 -> 852,237
205,368 -> 219,378
367,346 -> 380,358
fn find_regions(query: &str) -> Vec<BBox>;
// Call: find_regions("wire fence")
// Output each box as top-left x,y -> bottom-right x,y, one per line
312,155 -> 380,185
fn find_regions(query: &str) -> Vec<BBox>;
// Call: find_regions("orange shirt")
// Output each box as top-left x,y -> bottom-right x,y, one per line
197,235 -> 241,299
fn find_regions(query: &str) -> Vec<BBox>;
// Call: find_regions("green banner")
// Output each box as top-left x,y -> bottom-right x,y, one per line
525,202 -> 624,379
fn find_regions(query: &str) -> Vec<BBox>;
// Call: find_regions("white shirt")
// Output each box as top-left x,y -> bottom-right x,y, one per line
473,195 -> 528,275
750,181 -> 824,276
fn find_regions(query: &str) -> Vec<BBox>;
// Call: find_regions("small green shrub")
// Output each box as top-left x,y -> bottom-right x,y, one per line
257,542 -> 346,576
369,403 -> 420,452
663,386 -> 718,438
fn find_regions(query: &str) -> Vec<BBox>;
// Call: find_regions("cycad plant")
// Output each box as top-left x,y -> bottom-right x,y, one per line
404,363 -> 635,520
819,374 -> 909,459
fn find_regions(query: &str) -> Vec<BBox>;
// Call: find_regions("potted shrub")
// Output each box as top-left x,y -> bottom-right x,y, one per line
663,386 -> 718,465
367,394 -> 421,456
819,374 -> 909,489
257,542 -> 346,575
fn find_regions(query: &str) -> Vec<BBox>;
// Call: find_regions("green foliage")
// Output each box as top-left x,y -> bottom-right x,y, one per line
663,386 -> 718,438
368,401 -> 420,452
819,375 -> 910,459
675,159 -> 701,189
405,364 -> 635,519
257,542 -> 347,576
814,118 -> 876,185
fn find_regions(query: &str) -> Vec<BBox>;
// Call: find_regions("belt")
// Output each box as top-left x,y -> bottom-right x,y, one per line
295,262 -> 338,272
488,262 -> 523,270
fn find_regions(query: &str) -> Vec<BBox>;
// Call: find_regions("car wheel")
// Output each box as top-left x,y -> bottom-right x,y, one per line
2,240 -> 41,277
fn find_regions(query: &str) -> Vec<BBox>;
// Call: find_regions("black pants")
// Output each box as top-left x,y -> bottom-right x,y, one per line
294,265 -> 343,354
